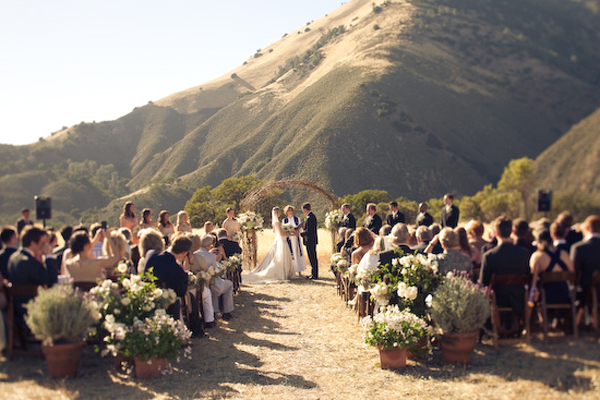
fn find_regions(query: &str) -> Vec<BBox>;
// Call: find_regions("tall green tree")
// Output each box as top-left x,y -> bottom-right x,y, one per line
497,157 -> 534,219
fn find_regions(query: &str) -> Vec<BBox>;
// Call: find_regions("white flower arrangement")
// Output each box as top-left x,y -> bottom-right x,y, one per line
397,282 -> 419,301
371,281 -> 391,305
230,230 -> 242,242
237,211 -> 264,231
281,221 -> 296,235
325,209 -> 344,231
362,305 -> 432,349
330,252 -> 349,273
197,263 -> 226,286
345,264 -> 359,282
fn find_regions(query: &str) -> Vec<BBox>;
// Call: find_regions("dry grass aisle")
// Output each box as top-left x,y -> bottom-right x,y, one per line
1,229 -> 600,399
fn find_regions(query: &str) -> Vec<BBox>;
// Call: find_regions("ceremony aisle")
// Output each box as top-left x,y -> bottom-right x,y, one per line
1,229 -> 600,399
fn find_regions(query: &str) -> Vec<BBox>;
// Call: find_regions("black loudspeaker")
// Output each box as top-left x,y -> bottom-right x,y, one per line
35,196 -> 52,220
537,190 -> 552,213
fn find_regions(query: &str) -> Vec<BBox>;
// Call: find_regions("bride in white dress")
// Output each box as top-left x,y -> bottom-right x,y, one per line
243,207 -> 295,284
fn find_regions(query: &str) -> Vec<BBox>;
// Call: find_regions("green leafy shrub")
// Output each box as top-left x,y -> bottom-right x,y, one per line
25,284 -> 101,345
430,274 -> 490,333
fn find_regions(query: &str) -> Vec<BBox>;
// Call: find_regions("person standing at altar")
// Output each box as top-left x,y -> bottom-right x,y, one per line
386,201 -> 405,227
363,203 -> 382,235
440,194 -> 460,228
222,208 -> 241,242
283,205 -> 307,277
301,203 -> 318,280
15,208 -> 34,236
341,204 -> 356,230
417,202 -> 434,227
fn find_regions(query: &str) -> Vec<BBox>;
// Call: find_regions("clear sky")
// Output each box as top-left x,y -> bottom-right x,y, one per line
0,0 -> 343,145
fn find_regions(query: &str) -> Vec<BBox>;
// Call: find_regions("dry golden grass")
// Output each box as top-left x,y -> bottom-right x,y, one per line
1,229 -> 600,399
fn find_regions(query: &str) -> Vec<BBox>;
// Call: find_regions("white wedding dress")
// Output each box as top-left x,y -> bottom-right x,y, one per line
243,210 -> 295,284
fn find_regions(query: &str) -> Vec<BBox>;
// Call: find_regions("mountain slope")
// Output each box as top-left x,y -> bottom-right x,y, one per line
1,0 -> 599,224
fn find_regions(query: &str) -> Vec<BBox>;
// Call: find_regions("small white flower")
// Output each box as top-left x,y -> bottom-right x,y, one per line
120,297 -> 131,306
425,294 -> 433,308
117,263 -> 128,274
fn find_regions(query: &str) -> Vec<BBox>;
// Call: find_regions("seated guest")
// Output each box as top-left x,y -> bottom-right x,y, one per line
378,224 -> 412,267
341,229 -> 355,260
217,229 -> 242,258
529,228 -> 574,305
8,226 -> 59,323
465,220 -> 489,254
457,227 -> 480,267
428,228 -> 472,275
48,231 -> 59,249
105,230 -> 133,276
558,211 -> 584,251
550,221 -> 569,253
65,230 -> 120,283
413,226 -> 442,254
196,234 -> 235,321
513,218 -> 536,254
60,225 -> 89,275
336,227 -> 348,253
407,226 -> 418,248
141,234 -> 191,320
351,227 -> 375,265
137,229 -> 165,274
188,234 -> 215,328
373,225 -> 392,253
479,216 -> 530,317
90,223 -> 105,258
0,226 -> 19,278
53,226 -> 73,267
571,215 -> 600,324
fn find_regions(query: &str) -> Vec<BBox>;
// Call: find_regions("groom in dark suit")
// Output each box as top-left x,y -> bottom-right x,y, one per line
341,204 -> 356,230
301,203 -> 319,279
441,193 -> 460,228
386,201 -> 405,227
364,203 -> 382,235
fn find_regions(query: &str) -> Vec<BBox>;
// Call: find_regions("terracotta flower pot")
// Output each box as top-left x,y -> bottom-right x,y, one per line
440,331 -> 478,364
376,346 -> 408,369
134,356 -> 169,378
42,341 -> 85,379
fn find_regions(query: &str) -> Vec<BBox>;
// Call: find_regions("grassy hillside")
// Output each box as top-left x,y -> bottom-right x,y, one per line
0,0 -> 599,226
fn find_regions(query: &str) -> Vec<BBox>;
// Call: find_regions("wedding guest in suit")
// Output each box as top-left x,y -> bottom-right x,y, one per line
15,208 -> 34,235
465,220 -> 489,255
550,221 -> 569,252
196,234 -> 235,321
65,230 -> 120,283
222,208 -> 241,241
378,223 -> 412,266
341,229 -> 355,260
413,226 -> 434,254
301,203 -> 319,279
0,226 -> 18,278
336,227 -> 348,253
428,228 -> 472,275
513,218 -> 536,254
351,228 -> 374,265
479,216 -> 530,319
571,215 -> 600,323
119,202 -> 140,245
416,202 -> 434,227
386,201 -> 405,227
52,226 -> 73,268
176,210 -> 193,233
341,204 -> 356,230
188,234 -> 215,329
440,194 -> 460,228
217,229 -> 242,257
141,234 -> 191,320
363,203 -> 382,235
558,211 -> 584,251
8,226 -> 59,323
140,208 -> 155,229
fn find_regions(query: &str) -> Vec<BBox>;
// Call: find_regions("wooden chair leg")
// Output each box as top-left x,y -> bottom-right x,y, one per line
541,290 -> 549,343
593,289 -> 599,338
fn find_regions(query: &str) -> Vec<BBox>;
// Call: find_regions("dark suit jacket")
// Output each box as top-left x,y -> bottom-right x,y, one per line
441,205 -> 460,228
142,250 -> 187,319
300,212 -> 318,246
566,229 -> 584,251
15,218 -> 33,235
413,241 -> 443,255
386,212 -> 405,227
480,242 -> 530,313
378,245 -> 412,267
0,246 -> 17,279
342,213 -> 356,230
364,214 -> 383,235
515,238 -> 536,255
417,212 -> 434,227
218,238 -> 242,258
571,236 -> 600,293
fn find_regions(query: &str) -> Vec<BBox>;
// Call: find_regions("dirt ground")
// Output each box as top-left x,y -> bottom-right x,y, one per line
1,229 -> 599,399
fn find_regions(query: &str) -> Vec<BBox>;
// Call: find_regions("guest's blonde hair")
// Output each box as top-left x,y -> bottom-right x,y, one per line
188,233 -> 201,253
104,231 -> 127,259
439,228 -> 459,249
139,229 -> 164,257
176,210 -> 189,226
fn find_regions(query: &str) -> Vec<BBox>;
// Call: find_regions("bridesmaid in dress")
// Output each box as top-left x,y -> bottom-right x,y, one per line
119,202 -> 140,245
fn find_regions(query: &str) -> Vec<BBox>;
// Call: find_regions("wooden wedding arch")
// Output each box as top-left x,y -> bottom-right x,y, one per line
239,179 -> 341,268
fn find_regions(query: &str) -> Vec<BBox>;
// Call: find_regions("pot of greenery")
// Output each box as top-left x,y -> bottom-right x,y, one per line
361,305 -> 432,369
25,284 -> 101,378
430,273 -> 490,364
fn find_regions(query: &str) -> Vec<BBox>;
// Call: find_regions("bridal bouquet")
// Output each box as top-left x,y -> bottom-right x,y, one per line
238,211 -> 264,231
282,221 -> 296,235
325,209 -> 344,231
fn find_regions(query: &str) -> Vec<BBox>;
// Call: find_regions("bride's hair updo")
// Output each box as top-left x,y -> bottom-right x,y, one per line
272,207 -> 280,213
